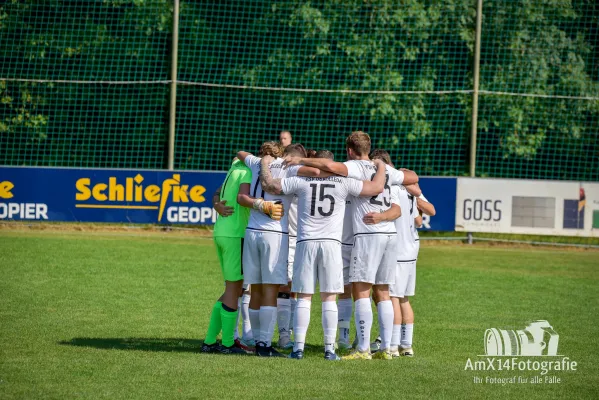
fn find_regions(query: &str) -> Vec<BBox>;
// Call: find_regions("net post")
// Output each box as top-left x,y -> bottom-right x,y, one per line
467,232 -> 474,245
167,0 -> 180,171
469,0 -> 483,178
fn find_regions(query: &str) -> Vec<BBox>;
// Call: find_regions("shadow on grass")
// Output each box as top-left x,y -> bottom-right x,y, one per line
59,338 -> 204,353
59,338 -> 338,356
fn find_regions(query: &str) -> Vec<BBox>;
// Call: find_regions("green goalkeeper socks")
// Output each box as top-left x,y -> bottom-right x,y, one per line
204,301 -> 223,345
220,303 -> 239,348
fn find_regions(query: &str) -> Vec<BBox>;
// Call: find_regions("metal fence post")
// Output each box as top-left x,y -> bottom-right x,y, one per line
167,0 -> 180,171
469,0 -> 483,178
467,0 -> 483,244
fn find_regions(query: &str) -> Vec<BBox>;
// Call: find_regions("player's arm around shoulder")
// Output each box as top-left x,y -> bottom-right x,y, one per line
358,159 -> 386,196
213,185 -> 234,217
405,183 -> 422,197
236,151 -> 251,163
399,167 -> 419,185
417,195 -> 436,216
259,155 -> 284,195
297,166 -> 325,178
386,185 -> 403,220
234,156 -> 283,221
234,162 -> 255,209
363,204 -> 401,225
363,183 -> 402,225
237,151 -> 263,171
237,183 -> 254,208
415,215 -> 423,228
284,155 -> 349,177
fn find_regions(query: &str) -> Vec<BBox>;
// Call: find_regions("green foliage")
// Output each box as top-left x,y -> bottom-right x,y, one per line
476,0 -> 599,179
177,0 -> 474,175
0,0 -> 597,179
0,0 -> 171,168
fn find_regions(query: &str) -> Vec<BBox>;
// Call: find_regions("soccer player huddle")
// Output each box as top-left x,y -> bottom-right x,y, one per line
203,130 -> 436,360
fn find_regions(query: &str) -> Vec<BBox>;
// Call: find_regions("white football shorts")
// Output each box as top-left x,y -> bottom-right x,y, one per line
342,244 -> 353,286
287,235 -> 297,282
291,240 -> 343,294
243,230 -> 289,285
350,234 -> 398,285
389,261 -> 416,298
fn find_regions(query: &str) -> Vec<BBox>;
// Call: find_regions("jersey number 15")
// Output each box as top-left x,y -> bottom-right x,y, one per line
309,183 -> 335,217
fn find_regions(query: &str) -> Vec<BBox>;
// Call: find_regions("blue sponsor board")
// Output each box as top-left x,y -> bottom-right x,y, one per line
417,177 -> 457,231
0,167 -> 456,230
0,167 -> 226,224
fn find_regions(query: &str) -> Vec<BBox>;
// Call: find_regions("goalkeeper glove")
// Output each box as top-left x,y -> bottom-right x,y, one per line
253,199 -> 284,221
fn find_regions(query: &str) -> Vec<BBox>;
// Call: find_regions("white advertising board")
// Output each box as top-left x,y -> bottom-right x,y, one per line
455,178 -> 599,237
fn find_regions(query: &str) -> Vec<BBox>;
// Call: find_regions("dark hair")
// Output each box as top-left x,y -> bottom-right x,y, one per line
315,150 -> 334,160
345,131 -> 371,156
306,149 -> 317,158
283,143 -> 307,158
370,148 -> 394,167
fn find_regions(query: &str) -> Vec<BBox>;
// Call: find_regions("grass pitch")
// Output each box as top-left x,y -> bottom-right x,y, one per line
1,230 -> 598,399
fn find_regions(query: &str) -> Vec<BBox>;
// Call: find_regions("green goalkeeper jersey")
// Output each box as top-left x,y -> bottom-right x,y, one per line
213,159 -> 252,238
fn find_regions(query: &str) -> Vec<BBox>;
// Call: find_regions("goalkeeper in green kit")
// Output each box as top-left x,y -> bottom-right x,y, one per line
201,156 -> 284,354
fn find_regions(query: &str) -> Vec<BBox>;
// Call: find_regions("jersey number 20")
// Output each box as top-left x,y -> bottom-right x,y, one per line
369,173 -> 391,207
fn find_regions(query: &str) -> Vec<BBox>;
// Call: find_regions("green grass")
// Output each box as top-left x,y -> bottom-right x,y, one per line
1,230 -> 598,400
419,230 -> 599,246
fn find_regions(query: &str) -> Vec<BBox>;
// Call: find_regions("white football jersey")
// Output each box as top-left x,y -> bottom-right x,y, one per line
341,199 -> 354,246
245,155 -> 299,233
393,185 -> 420,261
281,175 -> 363,243
414,193 -> 429,239
344,160 -> 404,234
288,196 -> 298,237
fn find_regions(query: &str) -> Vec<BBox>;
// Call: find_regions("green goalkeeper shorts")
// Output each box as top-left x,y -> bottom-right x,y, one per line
214,236 -> 244,282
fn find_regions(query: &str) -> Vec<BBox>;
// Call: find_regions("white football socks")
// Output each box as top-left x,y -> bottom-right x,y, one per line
289,297 -> 297,333
322,301 -> 338,353
337,298 -> 352,345
249,308 -> 260,344
277,296 -> 291,340
391,324 -> 401,348
354,298 -> 373,353
293,298 -> 311,352
259,306 -> 277,347
241,293 -> 252,340
401,323 -> 414,348
377,300 -> 394,350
